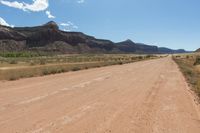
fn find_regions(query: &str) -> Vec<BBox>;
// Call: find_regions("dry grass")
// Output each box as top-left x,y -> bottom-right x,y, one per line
173,54 -> 200,98
0,54 -> 160,81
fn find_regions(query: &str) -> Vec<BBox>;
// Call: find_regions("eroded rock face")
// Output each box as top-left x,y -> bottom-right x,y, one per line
0,21 -> 118,53
0,40 -> 26,51
0,21 -> 186,54
0,25 -> 25,40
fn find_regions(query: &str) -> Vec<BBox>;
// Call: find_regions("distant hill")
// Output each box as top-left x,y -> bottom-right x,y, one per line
158,47 -> 187,54
195,48 -> 200,52
116,39 -> 158,54
0,21 -> 118,54
0,21 -> 188,54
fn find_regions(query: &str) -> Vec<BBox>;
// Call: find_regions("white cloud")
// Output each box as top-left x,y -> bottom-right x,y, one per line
0,0 -> 49,12
77,0 -> 85,4
0,17 -> 14,27
60,21 -> 78,31
45,10 -> 55,19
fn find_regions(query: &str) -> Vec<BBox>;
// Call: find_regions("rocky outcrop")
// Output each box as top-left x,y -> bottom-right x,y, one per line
0,21 -> 118,53
0,21 -> 188,54
195,48 -> 200,52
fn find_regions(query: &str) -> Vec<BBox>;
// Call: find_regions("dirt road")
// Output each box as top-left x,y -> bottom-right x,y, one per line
0,57 -> 200,133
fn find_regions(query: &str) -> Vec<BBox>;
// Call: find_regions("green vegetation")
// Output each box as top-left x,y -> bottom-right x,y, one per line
173,54 -> 200,98
0,52 -> 42,58
0,54 -> 160,81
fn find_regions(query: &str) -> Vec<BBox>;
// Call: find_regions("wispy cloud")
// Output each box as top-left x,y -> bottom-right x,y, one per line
0,0 -> 49,12
77,0 -> 85,4
45,10 -> 55,19
0,17 -> 14,27
60,21 -> 78,31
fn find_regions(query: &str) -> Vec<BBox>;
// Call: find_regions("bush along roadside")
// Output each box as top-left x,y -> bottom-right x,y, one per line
173,56 -> 200,99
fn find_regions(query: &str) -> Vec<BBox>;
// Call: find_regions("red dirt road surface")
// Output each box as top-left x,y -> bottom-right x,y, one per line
0,57 -> 200,133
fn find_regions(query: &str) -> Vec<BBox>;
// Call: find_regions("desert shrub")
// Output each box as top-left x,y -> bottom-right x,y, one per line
138,56 -> 143,60
145,55 -> 152,58
50,69 -> 57,74
42,68 -> 64,75
118,62 -> 123,65
56,68 -> 65,73
186,69 -> 193,76
194,56 -> 200,65
42,69 -> 50,75
39,59 -> 46,65
9,60 -> 18,64
9,76 -> 18,81
71,67 -> 81,71
29,61 -> 36,66
196,80 -> 200,97
131,57 -> 136,60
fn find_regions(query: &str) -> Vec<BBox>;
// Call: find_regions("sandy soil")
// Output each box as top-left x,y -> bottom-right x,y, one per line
0,57 -> 199,133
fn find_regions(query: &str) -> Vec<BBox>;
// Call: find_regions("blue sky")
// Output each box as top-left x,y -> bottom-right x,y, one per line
0,0 -> 200,51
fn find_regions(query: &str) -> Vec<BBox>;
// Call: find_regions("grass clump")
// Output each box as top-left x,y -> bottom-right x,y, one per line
9,60 -> 18,64
71,67 -> 81,71
39,59 -> 46,65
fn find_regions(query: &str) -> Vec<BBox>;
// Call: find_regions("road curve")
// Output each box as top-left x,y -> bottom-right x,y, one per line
0,57 -> 200,133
